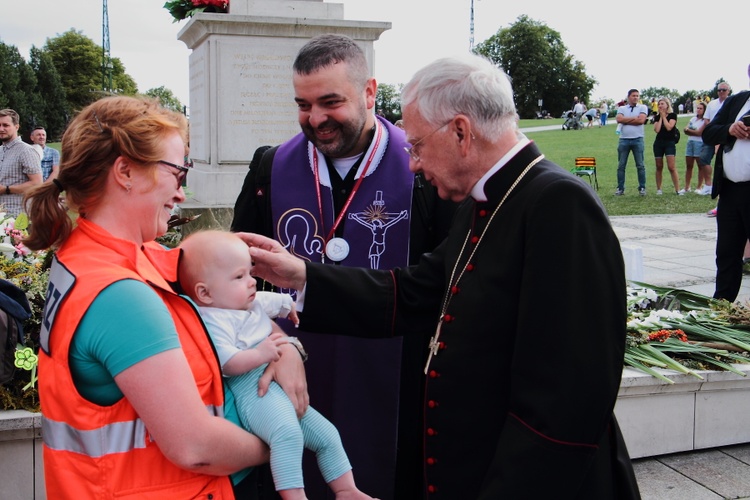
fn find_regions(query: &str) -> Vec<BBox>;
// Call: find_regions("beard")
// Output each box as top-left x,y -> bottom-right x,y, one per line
300,104 -> 369,158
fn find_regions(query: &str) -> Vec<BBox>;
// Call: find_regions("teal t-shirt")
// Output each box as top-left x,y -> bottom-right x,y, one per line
70,279 -> 181,405
69,278 -> 250,484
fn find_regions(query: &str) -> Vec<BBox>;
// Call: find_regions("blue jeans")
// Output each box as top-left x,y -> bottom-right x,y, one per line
600,113 -> 607,126
699,142 -> 715,167
617,137 -> 646,191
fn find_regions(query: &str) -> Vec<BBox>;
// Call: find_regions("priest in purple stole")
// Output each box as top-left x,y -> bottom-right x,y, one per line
231,34 -> 454,500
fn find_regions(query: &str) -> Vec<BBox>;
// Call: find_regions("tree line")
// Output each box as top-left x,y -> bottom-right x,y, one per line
0,29 -> 183,142
378,15 -> 724,120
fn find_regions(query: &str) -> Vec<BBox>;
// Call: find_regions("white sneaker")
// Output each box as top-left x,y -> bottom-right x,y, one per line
677,189 -> 685,195
702,185 -> 713,195
656,189 -> 663,195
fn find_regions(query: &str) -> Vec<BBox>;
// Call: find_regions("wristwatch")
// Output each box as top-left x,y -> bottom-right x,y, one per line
286,336 -> 308,362
4,185 -> 9,195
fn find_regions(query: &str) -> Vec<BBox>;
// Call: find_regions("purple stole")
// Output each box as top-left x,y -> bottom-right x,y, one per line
268,117 -> 414,499
271,117 -> 413,271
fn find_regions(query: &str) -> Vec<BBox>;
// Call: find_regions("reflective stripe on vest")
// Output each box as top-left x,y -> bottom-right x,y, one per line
42,405 -> 223,457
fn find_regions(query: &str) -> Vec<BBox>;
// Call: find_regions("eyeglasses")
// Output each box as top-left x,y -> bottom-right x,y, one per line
158,159 -> 192,188
718,88 -> 730,92
403,120 -> 453,162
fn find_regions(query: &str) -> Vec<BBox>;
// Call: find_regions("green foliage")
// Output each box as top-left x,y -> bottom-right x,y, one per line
375,83 -> 402,122
44,30 -> 103,111
110,58 -> 138,96
0,41 -> 39,134
640,86 -> 682,107
0,241 -> 51,412
29,47 -> 68,140
1,32 -> 144,136
475,15 -> 597,119
43,30 -> 138,112
145,86 -> 184,113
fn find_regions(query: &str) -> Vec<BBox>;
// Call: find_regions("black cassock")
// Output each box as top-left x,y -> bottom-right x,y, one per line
300,143 -> 642,499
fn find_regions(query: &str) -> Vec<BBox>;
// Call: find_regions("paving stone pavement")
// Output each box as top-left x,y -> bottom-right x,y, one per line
611,213 -> 750,499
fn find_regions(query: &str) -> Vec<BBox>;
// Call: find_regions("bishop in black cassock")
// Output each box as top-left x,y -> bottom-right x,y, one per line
245,53 -> 641,499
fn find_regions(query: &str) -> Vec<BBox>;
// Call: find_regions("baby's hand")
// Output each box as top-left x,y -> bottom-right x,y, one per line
256,332 -> 286,363
288,303 -> 300,327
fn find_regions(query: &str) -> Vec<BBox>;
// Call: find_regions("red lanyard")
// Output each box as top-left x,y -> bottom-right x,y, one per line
312,124 -> 383,244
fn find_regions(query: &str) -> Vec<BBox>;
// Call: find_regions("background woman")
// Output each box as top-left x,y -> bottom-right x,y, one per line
24,96 -> 308,499
599,101 -> 609,126
684,101 -> 708,193
653,97 -> 683,195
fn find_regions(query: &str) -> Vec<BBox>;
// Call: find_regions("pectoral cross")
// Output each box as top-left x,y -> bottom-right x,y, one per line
424,319 -> 443,374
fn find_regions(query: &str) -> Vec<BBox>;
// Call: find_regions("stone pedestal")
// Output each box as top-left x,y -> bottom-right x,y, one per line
615,364 -> 750,458
0,410 -> 45,499
176,0 -> 390,227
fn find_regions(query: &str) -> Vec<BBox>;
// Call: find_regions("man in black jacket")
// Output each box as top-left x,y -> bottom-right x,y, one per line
231,34 -> 454,500
703,64 -> 750,301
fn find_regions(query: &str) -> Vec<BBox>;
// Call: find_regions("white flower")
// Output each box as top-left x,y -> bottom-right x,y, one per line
651,309 -> 685,320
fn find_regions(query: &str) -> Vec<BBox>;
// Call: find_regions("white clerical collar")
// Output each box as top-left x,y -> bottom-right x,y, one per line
331,154 -> 361,179
471,136 -> 531,202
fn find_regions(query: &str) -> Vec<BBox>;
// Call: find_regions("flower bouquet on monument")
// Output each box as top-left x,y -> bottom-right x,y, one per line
0,212 -> 50,412
164,0 -> 229,23
625,283 -> 750,383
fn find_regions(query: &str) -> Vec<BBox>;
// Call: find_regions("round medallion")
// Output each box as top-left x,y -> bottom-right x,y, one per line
325,237 -> 350,262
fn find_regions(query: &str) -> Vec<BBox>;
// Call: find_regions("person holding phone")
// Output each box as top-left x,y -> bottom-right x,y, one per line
652,97 -> 683,195
703,64 -> 750,302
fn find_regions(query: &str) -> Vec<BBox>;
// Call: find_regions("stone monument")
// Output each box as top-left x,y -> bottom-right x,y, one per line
176,0 -> 390,230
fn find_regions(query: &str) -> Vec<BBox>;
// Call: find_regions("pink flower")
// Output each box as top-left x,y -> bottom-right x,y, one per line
191,0 -> 227,7
14,243 -> 30,256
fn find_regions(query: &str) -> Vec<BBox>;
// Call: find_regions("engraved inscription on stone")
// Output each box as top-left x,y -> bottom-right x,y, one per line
218,39 -> 301,163
189,44 -> 210,163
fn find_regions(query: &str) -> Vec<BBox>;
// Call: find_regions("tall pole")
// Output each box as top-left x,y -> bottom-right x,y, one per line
102,0 -> 112,92
469,0 -> 474,51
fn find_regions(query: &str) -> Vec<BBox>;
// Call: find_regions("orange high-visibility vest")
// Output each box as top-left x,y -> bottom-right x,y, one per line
39,218 -> 234,499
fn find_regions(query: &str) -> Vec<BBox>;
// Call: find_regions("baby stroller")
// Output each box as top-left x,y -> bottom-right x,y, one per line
562,111 -> 582,130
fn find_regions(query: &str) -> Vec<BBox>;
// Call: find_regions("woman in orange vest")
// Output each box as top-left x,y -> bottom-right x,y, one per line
23,96 -> 308,499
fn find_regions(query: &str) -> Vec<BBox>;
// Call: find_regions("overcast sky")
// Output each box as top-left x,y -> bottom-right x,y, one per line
3,0 -> 748,107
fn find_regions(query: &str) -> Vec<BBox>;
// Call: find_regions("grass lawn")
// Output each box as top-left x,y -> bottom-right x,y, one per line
51,116 -> 717,218
521,117 -> 716,217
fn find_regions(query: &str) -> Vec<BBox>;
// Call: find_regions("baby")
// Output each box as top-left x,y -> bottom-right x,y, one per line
179,230 -> 373,500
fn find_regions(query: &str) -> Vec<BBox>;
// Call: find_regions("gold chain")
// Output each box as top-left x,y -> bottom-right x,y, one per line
425,154 -> 545,373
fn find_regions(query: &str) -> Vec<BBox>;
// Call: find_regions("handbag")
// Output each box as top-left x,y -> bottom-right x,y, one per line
672,126 -> 680,144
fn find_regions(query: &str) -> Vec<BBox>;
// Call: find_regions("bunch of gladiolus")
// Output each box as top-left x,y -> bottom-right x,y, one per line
625,283 -> 750,383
